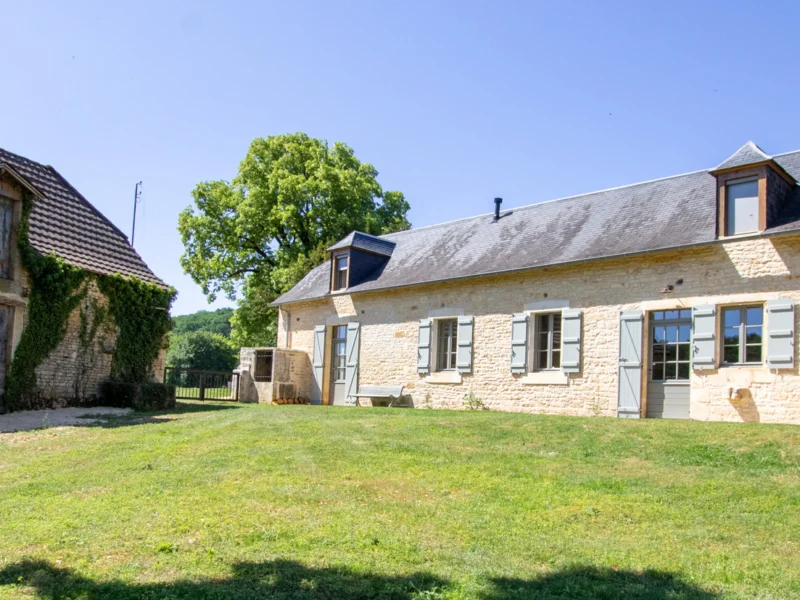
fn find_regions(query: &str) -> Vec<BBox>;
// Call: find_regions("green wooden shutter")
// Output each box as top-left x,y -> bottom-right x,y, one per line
767,299 -> 795,369
311,325 -> 326,403
561,309 -> 582,373
510,313 -> 529,373
456,316 -> 474,373
418,319 -> 432,374
692,305 -> 716,369
345,322 -> 361,404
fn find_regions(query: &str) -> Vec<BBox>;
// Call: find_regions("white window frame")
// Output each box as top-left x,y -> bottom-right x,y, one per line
433,317 -> 459,372
725,176 -> 760,237
528,309 -> 564,373
333,253 -> 349,291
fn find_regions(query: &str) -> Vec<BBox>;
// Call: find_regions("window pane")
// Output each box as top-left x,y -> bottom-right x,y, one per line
678,344 -> 690,361
652,344 -> 665,363
726,180 -> 759,235
552,315 -> 562,347
678,325 -> 691,343
679,310 -> 691,319
552,351 -> 561,369
723,309 -> 741,328
746,307 -> 763,326
653,311 -> 664,321
677,363 -> 690,380
665,310 -> 679,320
666,325 -> 678,343
652,363 -> 663,381
746,345 -> 762,363
724,345 -> 740,363
746,327 -> 762,344
724,327 -> 740,345
665,363 -> 677,379
654,327 -> 666,343
666,345 -> 677,361
537,351 -> 548,370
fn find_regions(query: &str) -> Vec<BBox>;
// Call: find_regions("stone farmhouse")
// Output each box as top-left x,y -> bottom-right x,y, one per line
0,147 -> 168,411
264,142 -> 800,423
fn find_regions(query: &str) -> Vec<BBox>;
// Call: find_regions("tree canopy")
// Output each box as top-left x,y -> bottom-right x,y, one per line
179,133 -> 410,346
166,331 -> 238,372
172,307 -> 234,338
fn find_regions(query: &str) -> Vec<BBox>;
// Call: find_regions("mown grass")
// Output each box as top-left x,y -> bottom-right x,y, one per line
0,402 -> 798,599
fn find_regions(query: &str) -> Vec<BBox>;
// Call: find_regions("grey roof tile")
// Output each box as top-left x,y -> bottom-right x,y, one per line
0,147 -> 166,287
714,141 -> 771,171
275,148 -> 800,306
327,231 -> 396,256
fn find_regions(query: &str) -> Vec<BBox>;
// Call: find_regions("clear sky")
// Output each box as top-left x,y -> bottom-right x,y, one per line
3,1 -> 800,315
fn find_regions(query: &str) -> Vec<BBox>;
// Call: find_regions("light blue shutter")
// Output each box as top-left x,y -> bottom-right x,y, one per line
561,309 -> 582,373
456,316 -> 474,373
417,319 -> 432,374
311,325 -> 326,403
617,310 -> 643,418
692,305 -> 716,369
345,322 -> 361,404
510,314 -> 529,373
767,299 -> 795,369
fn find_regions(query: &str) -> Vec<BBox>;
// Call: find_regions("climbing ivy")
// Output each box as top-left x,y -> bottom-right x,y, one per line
5,193 -> 88,411
97,274 -> 174,383
4,191 -> 176,411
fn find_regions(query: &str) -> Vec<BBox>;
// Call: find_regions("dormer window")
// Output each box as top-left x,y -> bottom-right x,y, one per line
333,254 -> 349,291
712,142 -> 797,238
725,177 -> 759,236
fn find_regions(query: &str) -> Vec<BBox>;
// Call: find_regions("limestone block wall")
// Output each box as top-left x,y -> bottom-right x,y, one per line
278,234 -> 800,424
31,279 -> 166,405
237,347 -> 311,404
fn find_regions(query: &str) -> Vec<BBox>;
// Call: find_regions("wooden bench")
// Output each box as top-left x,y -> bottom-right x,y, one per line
352,385 -> 405,407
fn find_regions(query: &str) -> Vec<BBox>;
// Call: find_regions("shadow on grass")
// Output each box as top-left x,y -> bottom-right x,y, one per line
79,401 -> 242,429
0,559 -> 719,599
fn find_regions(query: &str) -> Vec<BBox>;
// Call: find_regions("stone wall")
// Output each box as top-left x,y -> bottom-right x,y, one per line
32,279 -> 165,405
238,347 -> 311,404
278,234 -> 800,424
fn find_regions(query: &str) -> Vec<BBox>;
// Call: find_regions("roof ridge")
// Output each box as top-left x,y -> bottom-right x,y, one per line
382,165 -> 713,239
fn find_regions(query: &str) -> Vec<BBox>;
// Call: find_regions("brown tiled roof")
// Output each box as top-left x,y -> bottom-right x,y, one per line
0,147 -> 166,287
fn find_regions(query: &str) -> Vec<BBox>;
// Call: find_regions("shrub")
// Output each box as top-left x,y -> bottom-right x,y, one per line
462,392 -> 488,411
99,380 -> 176,412
166,331 -> 238,372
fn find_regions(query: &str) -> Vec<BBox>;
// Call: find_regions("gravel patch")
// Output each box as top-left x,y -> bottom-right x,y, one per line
0,407 -> 132,433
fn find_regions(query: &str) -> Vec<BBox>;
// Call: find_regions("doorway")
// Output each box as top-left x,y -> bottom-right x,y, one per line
329,324 -> 348,405
646,310 -> 691,419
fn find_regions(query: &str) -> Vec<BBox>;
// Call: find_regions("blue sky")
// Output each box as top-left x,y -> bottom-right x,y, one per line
3,1 -> 800,315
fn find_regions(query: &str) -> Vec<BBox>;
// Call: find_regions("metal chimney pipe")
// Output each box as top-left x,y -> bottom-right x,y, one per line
494,197 -> 503,221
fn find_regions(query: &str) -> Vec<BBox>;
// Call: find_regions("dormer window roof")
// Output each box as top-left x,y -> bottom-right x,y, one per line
327,231 -> 396,257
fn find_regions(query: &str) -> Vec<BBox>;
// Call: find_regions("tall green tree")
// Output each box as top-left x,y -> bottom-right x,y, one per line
179,133 -> 410,346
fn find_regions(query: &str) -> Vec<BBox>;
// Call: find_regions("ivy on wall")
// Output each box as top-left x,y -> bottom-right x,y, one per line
4,191 -> 176,411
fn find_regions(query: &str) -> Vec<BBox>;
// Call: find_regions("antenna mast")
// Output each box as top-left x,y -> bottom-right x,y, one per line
131,181 -> 142,247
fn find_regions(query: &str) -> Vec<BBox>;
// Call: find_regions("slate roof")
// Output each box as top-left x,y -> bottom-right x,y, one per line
714,141 -> 773,172
327,231 -> 396,256
274,148 -> 800,306
0,147 -> 166,286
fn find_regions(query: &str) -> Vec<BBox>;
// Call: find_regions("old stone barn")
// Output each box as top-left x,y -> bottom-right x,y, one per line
0,147 -> 172,412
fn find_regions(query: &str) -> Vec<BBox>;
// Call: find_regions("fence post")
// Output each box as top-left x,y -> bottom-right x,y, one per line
199,371 -> 205,401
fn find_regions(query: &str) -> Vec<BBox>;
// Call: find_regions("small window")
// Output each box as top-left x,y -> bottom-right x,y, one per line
332,325 -> 347,381
725,178 -> 759,236
253,349 -> 273,382
333,254 -> 349,290
0,198 -> 13,280
722,305 -> 763,365
534,313 -> 562,370
436,318 -> 458,371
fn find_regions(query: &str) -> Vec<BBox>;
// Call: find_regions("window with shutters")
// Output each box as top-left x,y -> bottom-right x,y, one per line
722,305 -> 763,365
332,253 -> 349,291
532,312 -> 562,371
436,318 -> 458,371
0,198 -> 12,280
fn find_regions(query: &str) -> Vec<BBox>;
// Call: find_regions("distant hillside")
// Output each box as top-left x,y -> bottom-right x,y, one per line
172,307 -> 234,338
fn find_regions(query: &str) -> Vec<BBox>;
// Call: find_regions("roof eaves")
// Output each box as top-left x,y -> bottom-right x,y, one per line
0,163 -> 44,198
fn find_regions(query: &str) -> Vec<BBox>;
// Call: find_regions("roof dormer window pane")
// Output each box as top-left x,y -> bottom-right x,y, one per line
334,255 -> 349,290
725,178 -> 759,236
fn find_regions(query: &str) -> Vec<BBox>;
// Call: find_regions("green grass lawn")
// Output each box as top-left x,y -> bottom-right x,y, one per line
0,403 -> 798,599
174,387 -> 236,401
